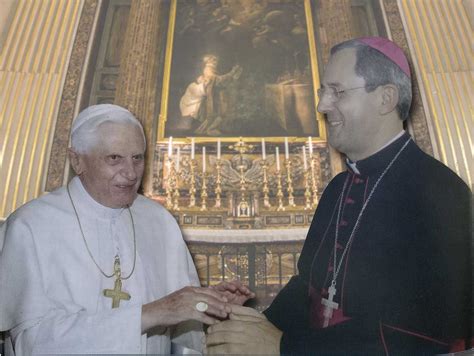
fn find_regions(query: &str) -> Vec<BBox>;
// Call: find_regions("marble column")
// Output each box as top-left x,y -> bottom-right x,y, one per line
45,0 -> 99,192
381,0 -> 433,156
313,0 -> 354,176
114,0 -> 165,195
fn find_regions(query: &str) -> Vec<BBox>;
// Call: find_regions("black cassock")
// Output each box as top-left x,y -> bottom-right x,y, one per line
264,132 -> 471,354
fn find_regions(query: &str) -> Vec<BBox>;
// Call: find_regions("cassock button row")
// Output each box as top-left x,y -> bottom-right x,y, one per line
336,242 -> 343,250
355,177 -> 364,184
339,220 -> 348,227
345,197 -> 355,204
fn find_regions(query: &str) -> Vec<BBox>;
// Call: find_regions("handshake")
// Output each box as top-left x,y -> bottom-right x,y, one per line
205,303 -> 282,355
142,280 -> 281,354
197,280 -> 283,355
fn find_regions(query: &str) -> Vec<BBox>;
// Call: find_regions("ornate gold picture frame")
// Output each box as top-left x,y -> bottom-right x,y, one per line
157,0 -> 326,144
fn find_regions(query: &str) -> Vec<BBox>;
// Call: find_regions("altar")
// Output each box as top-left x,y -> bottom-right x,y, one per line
183,228 -> 307,310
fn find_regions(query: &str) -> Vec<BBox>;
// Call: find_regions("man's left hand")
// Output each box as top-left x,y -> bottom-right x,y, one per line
211,280 -> 255,306
205,306 -> 282,355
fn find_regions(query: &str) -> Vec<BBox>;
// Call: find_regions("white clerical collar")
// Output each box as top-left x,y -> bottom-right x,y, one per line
69,176 -> 124,219
346,130 -> 405,175
346,160 -> 360,175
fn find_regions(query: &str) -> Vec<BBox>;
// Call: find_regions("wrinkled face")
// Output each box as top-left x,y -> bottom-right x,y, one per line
73,122 -> 145,208
317,48 -> 382,161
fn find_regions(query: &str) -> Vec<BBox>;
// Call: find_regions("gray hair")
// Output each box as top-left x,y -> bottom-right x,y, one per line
331,40 -> 412,120
71,104 -> 146,154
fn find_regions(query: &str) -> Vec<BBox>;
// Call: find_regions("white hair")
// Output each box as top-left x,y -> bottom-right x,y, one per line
70,104 -> 146,153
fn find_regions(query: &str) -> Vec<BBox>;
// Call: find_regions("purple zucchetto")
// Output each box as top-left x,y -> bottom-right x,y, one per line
356,37 -> 411,78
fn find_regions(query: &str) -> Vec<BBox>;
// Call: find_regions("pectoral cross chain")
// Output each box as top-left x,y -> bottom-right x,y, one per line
103,256 -> 131,308
321,284 -> 339,328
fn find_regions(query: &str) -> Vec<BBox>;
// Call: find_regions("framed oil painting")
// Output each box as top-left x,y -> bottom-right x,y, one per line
158,0 -> 326,142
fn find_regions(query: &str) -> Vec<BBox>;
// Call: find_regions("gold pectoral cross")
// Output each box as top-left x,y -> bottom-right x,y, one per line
103,256 -> 131,308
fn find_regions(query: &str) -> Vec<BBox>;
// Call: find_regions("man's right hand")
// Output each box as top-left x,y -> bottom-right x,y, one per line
205,305 -> 282,355
141,286 -> 231,332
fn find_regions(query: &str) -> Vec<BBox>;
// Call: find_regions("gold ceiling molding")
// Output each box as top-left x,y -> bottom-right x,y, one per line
398,0 -> 472,187
0,0 -> 84,219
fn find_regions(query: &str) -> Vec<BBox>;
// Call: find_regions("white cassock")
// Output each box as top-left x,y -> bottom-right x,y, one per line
0,176 -> 203,355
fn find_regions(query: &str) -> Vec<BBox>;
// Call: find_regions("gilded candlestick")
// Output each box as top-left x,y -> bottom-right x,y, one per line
215,159 -> 222,208
310,153 -> 320,206
165,158 -> 174,209
261,160 -> 271,207
285,158 -> 296,207
304,169 -> 312,210
237,162 -> 251,216
200,172 -> 208,211
188,158 -> 196,207
172,170 -> 180,211
276,169 -> 285,211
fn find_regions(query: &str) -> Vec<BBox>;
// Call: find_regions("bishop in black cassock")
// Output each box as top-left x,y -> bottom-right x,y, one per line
264,131 -> 471,354
206,37 -> 471,355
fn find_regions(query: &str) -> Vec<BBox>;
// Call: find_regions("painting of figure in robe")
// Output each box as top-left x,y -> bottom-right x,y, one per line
177,54 -> 243,136
161,0 -> 321,138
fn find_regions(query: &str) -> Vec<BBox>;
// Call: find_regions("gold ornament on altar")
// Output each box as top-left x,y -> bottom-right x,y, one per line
229,138 -> 255,215
158,136 -> 322,214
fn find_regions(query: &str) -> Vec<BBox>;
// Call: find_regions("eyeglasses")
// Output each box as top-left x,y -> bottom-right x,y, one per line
317,86 -> 366,102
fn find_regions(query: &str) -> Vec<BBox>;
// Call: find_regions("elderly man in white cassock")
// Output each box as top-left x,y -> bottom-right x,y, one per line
0,104 -> 254,355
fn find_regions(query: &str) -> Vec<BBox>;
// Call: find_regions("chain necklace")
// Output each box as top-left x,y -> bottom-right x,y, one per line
66,184 -> 137,280
321,137 -> 411,327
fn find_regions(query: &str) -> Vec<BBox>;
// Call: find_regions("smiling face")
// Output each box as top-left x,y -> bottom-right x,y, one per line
70,122 -> 146,208
317,48 -> 385,161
